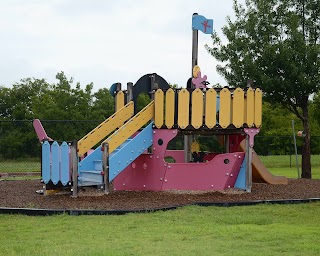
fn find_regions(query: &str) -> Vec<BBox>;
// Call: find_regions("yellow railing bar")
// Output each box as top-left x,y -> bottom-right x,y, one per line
254,88 -> 262,127
115,90 -> 125,111
191,89 -> 203,129
155,89 -> 164,128
178,89 -> 190,129
232,88 -> 244,128
165,88 -> 175,129
205,89 -> 217,129
77,101 -> 134,157
104,101 -> 155,154
246,88 -> 255,127
219,88 -> 231,128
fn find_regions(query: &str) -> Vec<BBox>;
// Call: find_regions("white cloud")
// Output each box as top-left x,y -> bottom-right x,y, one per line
0,0 -> 245,90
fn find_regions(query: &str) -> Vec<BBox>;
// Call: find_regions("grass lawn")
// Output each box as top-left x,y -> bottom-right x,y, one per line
259,154 -> 320,168
1,156 -> 320,255
267,167 -> 320,179
0,160 -> 40,173
1,203 -> 320,256
259,155 -> 320,179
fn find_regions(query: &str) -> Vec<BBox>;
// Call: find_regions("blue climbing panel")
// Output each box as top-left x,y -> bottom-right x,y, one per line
60,142 -> 70,186
42,141 -> 51,184
51,141 -> 59,185
41,141 -> 71,186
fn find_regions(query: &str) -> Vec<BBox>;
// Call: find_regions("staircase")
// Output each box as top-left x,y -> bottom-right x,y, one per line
78,101 -> 155,187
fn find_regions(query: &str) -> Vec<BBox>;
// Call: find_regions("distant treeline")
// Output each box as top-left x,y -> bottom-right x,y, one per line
0,72 -> 149,159
1,72 -> 320,159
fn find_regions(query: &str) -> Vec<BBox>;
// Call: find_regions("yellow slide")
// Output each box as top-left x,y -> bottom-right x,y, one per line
239,140 -> 288,185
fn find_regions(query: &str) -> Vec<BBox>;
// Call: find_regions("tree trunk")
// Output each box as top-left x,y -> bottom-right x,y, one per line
301,100 -> 311,178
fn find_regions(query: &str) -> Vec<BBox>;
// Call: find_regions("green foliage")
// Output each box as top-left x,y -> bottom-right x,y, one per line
0,72 -> 115,159
255,101 -> 320,155
169,83 -> 178,88
310,93 -> 320,128
261,102 -> 300,136
91,88 -> 115,120
136,93 -> 151,112
3,69 -> 320,161
1,204 -> 320,255
198,135 -> 223,152
206,0 -> 320,106
206,0 -> 320,177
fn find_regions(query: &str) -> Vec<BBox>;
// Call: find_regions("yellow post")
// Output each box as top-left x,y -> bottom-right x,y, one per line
219,88 -> 231,128
232,88 -> 245,128
246,88 -> 254,127
165,88 -> 175,129
178,89 -> 190,129
191,89 -> 203,129
205,89 -> 217,129
115,91 -> 125,111
254,88 -> 262,127
154,89 -> 164,128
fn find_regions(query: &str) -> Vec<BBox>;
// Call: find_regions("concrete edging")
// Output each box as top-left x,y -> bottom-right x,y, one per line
1,198 -> 320,216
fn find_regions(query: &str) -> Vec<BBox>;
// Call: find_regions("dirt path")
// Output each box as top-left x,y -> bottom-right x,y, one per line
1,179 -> 320,210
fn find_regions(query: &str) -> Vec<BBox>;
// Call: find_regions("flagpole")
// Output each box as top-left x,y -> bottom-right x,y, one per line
184,13 -> 199,163
191,13 -> 199,72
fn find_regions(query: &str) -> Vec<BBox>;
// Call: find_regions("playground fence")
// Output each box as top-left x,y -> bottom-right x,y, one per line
0,120 -> 320,173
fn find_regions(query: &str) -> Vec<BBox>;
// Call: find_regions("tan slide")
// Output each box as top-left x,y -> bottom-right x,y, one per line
239,140 -> 288,185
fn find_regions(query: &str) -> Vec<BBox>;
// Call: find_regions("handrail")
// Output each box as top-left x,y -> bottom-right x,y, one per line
77,102 -> 134,157
103,101 -> 154,154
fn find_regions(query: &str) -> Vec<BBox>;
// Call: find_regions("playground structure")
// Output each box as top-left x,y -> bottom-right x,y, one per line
34,72 -> 288,196
33,13 -> 288,196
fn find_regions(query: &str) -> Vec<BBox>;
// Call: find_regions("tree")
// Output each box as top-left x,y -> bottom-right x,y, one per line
206,0 -> 320,178
32,72 -> 98,141
0,78 -> 50,158
136,93 -> 151,112
91,88 -> 115,120
310,94 -> 320,132
0,72 -> 112,158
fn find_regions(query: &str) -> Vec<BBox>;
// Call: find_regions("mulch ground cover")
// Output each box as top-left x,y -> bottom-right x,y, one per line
1,179 -> 320,210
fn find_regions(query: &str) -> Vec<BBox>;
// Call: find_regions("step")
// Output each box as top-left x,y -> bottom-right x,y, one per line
78,169 -> 103,186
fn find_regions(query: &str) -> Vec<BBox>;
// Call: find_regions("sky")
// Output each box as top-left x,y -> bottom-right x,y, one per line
0,0 -> 245,92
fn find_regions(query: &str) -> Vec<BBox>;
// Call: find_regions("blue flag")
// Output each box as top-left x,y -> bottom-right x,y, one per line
192,14 -> 213,34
